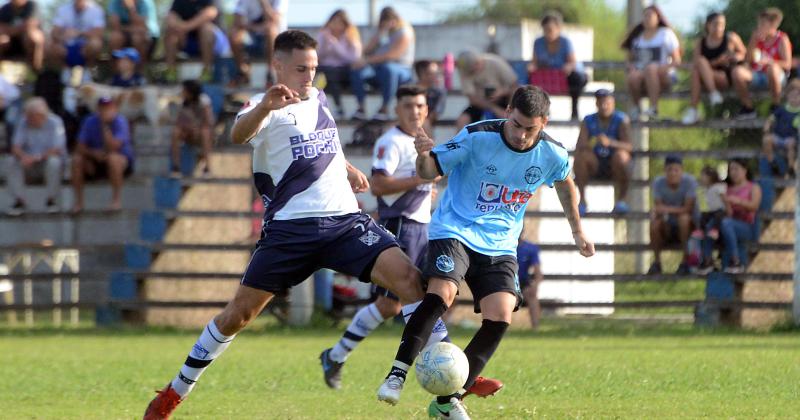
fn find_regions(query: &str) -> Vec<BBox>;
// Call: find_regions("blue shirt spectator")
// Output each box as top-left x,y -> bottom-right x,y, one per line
78,112 -> 135,166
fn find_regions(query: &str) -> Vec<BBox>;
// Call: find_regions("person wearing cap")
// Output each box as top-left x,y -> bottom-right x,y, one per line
111,47 -> 144,87
649,155 -> 700,275
107,0 -> 159,63
6,97 -> 66,216
573,89 -> 632,215
454,50 -> 519,130
71,96 -> 134,212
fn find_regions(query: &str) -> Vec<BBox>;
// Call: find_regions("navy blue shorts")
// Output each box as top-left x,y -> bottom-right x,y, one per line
372,217 -> 429,301
241,213 -> 398,294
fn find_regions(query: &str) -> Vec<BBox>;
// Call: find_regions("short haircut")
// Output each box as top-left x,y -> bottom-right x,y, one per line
509,85 -> 550,118
274,30 -> 317,55
759,7 -> 783,24
24,97 -> 49,114
396,84 -> 427,101
414,59 -> 436,78
541,11 -> 563,27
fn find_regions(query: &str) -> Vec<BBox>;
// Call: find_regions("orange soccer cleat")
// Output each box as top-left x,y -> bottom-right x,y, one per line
143,384 -> 183,420
463,376 -> 504,398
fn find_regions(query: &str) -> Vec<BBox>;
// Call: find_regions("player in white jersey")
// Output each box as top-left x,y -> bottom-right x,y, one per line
143,30 -> 448,420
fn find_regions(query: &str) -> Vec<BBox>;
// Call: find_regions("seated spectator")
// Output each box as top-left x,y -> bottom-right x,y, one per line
413,59 -> 446,131
71,96 -> 134,212
317,9 -> 361,119
49,0 -> 105,69
107,0 -> 160,63
697,165 -> 727,274
171,80 -> 213,176
455,50 -> 518,129
621,5 -> 681,120
732,8 -> 793,119
229,0 -> 288,85
517,234 -> 543,330
163,0 -> 219,82
6,98 -> 66,215
648,155 -> 699,275
719,158 -> 762,273
0,0 -> 44,72
759,78 -> 800,178
574,89 -> 632,215
350,6 -> 414,121
0,73 -> 21,150
529,11 -> 587,120
111,48 -> 144,87
682,12 -> 747,125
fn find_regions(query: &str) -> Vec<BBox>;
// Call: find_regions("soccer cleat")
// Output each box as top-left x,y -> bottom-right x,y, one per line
462,375 -> 504,398
143,384 -> 183,420
319,348 -> 344,389
377,374 -> 405,405
428,397 -> 471,419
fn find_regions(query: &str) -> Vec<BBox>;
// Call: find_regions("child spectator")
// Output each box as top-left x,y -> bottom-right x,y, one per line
760,78 -> 800,177
0,0 -> 45,72
111,48 -> 144,87
720,158 -> 762,274
697,165 -> 727,274
171,80 -> 214,177
317,9 -> 361,119
413,59 -> 446,130
107,0 -> 159,63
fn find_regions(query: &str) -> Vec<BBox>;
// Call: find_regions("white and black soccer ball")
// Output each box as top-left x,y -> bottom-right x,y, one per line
415,342 -> 469,395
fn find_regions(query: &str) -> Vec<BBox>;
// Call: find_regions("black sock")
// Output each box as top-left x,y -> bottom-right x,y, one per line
462,319 -> 509,390
393,293 -> 448,368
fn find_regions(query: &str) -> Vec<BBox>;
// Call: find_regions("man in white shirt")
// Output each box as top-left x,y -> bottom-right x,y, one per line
229,0 -> 288,84
48,0 -> 105,68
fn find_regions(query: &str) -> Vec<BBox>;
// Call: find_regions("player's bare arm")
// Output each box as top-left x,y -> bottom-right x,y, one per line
555,177 -> 595,257
231,84 -> 300,144
345,161 -> 370,193
414,127 -> 440,180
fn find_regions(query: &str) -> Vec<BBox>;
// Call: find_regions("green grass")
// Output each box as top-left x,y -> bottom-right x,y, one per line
2,321 -> 799,419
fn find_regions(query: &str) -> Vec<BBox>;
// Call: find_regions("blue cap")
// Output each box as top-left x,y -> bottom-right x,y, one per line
112,47 -> 140,63
594,88 -> 613,99
97,95 -> 114,106
665,154 -> 683,166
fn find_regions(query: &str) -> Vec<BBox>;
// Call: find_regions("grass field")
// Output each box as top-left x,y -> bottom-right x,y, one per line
3,319 -> 799,419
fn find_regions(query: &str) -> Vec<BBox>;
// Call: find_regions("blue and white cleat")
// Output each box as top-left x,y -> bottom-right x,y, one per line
319,348 -> 344,389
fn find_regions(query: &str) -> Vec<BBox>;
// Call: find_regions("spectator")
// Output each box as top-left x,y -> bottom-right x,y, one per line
760,78 -> 800,178
621,5 -> 681,121
6,98 -> 66,215
71,96 -> 134,212
719,158 -> 762,273
0,0 -> 44,72
413,59 -> 446,131
49,0 -> 105,69
573,89 -> 632,215
107,0 -> 160,63
317,9 -> 361,119
350,6 -> 414,121
455,50 -> 518,129
732,8 -> 792,118
111,48 -> 144,87
682,12 -> 747,125
0,73 -> 21,150
229,0 -> 288,85
529,11 -> 587,120
517,234 -> 543,330
163,0 -> 219,83
171,80 -> 214,176
648,155 -> 699,275
697,165 -> 727,274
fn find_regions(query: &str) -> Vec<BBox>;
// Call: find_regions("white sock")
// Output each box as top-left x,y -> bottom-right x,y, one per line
170,319 -> 235,398
401,301 -> 451,348
329,303 -> 385,363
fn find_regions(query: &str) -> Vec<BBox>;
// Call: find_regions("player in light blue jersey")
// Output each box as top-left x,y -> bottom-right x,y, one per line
377,85 -> 595,419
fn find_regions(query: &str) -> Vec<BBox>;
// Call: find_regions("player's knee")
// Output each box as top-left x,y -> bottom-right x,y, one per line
375,295 -> 402,318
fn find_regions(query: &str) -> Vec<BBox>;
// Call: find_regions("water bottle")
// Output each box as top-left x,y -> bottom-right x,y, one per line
443,53 -> 454,91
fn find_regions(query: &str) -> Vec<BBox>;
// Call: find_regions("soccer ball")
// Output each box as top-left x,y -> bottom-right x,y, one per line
415,342 -> 469,395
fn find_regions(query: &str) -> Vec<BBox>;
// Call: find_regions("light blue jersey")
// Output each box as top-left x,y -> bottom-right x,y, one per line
429,119 -> 570,256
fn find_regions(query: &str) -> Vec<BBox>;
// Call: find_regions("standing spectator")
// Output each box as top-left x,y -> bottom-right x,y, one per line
107,0 -> 160,63
414,59 -> 446,131
682,12 -> 747,125
350,6 -> 414,121
697,166 -> 727,274
163,0 -> 219,83
621,5 -> 681,120
170,80 -> 214,176
49,0 -> 105,69
760,78 -> 800,178
720,158 -> 761,273
529,11 -> 587,120
731,8 -> 792,119
317,9 -> 361,119
573,89 -> 632,215
455,50 -> 518,129
0,0 -> 44,72
71,97 -> 134,212
517,235 -> 543,330
6,98 -> 66,215
648,155 -> 699,275
111,48 -> 144,87
229,0 -> 288,85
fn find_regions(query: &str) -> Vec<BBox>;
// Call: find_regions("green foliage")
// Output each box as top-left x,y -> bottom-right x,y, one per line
723,0 -> 800,54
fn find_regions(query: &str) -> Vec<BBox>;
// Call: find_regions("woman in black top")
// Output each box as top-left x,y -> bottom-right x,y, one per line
682,12 -> 746,124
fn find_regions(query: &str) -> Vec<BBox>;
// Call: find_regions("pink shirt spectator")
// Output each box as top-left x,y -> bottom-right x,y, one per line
317,28 -> 361,67
727,181 -> 756,224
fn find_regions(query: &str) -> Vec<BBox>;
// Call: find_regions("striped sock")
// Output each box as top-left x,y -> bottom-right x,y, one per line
329,303 -> 385,363
402,301 -> 451,346
170,319 -> 235,398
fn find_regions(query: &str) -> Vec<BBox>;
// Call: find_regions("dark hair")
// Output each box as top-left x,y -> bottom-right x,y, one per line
700,165 -> 721,183
727,157 -> 753,183
621,5 -> 672,50
182,79 -> 202,107
379,6 -> 401,26
396,84 -> 427,101
414,59 -> 436,78
274,30 -> 318,55
509,85 -> 550,118
541,11 -> 563,27
704,12 -> 724,35
759,7 -> 783,24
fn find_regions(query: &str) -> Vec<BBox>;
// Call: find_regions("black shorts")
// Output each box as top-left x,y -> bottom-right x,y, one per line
422,238 -> 521,314
84,155 -> 134,180
371,216 -> 429,301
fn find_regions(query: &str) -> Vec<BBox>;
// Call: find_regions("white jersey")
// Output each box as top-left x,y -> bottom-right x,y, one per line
236,88 -> 359,222
371,126 -> 432,223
